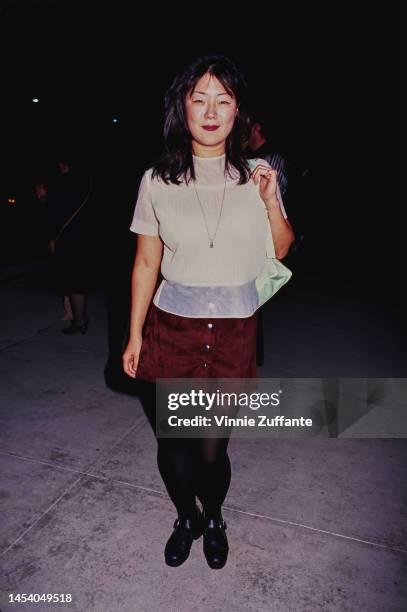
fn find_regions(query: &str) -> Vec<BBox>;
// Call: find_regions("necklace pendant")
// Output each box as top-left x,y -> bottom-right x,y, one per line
210,240 -> 214,248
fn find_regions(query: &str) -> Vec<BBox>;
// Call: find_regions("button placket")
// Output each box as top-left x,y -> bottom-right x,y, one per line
202,320 -> 215,371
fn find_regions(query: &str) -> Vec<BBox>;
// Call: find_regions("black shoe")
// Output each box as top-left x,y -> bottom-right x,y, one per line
203,515 -> 229,570
61,318 -> 89,335
164,505 -> 204,567
77,317 -> 89,334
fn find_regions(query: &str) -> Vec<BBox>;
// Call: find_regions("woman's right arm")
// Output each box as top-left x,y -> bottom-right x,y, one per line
122,234 -> 163,378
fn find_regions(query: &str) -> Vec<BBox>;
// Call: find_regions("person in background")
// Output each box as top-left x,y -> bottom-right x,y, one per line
245,109 -> 288,197
35,182 -> 74,322
44,153 -> 94,334
247,110 -> 309,258
245,109 -> 290,367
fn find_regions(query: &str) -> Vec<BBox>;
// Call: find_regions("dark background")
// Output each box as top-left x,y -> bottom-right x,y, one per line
0,0 -> 401,300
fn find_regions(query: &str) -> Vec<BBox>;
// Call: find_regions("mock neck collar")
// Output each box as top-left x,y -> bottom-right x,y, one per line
191,153 -> 234,186
192,153 -> 226,160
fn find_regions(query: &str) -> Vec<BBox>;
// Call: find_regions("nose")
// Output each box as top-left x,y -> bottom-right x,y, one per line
205,99 -> 217,119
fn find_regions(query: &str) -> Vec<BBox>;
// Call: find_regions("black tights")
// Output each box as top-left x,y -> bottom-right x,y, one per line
137,382 -> 232,520
68,293 -> 88,326
157,436 -> 231,520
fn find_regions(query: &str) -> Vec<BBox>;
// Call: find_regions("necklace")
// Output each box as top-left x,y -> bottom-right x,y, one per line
193,177 -> 227,248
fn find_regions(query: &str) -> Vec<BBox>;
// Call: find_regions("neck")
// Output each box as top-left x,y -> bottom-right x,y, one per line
192,142 -> 226,158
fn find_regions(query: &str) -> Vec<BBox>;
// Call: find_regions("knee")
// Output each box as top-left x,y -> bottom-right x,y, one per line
202,449 -> 229,468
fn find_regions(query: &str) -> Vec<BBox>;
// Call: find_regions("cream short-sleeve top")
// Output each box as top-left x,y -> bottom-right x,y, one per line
130,154 -> 287,318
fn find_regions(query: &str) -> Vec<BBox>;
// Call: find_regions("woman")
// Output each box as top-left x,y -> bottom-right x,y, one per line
122,54 -> 294,569
45,154 -> 94,334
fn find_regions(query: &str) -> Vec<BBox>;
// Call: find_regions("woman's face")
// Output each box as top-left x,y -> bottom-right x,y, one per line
185,72 -> 238,155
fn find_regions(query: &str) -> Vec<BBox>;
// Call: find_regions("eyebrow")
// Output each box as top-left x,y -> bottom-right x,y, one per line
192,90 -> 233,96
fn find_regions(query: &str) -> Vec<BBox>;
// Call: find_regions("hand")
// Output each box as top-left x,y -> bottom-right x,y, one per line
48,239 -> 56,254
122,336 -> 142,378
250,164 -> 278,207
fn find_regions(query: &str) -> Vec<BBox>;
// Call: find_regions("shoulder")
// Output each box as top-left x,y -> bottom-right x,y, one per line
143,166 -> 170,190
141,167 -> 154,183
136,167 -> 171,207
137,167 -> 157,195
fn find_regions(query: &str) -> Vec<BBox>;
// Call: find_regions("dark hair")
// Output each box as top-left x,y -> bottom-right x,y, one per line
248,109 -> 272,141
151,54 -> 251,185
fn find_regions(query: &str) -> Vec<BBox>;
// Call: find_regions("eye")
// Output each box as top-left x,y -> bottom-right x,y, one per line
192,99 -> 204,104
219,100 -> 231,105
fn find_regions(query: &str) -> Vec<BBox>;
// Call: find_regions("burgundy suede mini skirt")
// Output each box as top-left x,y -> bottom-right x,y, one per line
135,304 -> 258,382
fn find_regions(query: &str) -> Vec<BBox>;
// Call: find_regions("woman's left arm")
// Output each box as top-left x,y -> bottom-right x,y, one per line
251,164 -> 295,260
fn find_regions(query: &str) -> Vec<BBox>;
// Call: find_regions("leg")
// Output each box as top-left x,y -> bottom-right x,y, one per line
61,294 -> 89,334
140,383 -> 200,520
195,436 -> 231,518
157,437 -> 199,520
157,436 -> 204,567
195,435 -> 231,569
70,293 -> 88,327
63,295 -> 73,320
137,383 -> 203,567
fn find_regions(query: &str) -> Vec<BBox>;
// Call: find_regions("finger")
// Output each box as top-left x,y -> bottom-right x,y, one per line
130,354 -> 139,376
253,168 -> 275,185
124,363 -> 136,378
122,359 -> 129,376
251,164 -> 270,179
251,167 -> 263,184
259,169 -> 277,184
123,355 -> 134,376
252,165 -> 274,176
251,164 -> 271,171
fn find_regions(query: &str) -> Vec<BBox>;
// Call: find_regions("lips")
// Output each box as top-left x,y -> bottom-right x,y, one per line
202,125 -> 219,131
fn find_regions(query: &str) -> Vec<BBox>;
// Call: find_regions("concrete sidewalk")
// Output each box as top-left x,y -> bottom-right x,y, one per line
0,261 -> 406,611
